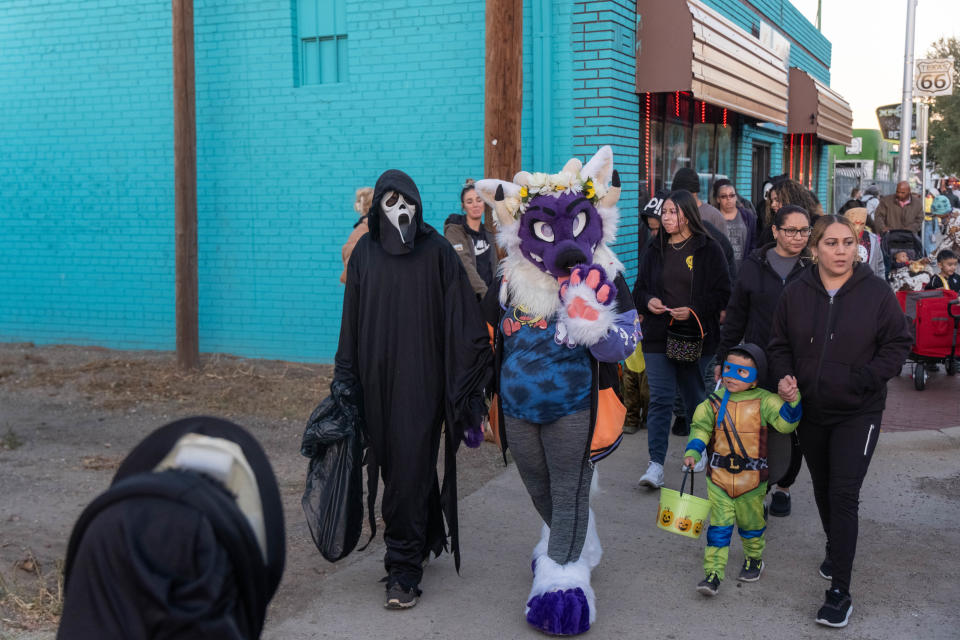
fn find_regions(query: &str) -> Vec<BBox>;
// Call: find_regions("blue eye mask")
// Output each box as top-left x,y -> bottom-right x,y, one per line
716,361 -> 757,425
722,361 -> 757,383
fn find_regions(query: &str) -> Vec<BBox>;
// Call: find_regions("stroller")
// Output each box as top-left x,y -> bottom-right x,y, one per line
883,229 -> 924,262
896,289 -> 960,390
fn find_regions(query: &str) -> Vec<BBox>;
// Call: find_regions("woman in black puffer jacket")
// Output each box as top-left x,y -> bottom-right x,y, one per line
767,215 -> 911,629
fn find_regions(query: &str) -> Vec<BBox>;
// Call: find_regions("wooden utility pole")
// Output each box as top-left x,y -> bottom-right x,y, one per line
173,0 -> 199,369
483,0 -> 523,231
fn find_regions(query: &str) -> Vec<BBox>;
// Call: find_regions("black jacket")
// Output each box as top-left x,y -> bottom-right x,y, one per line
632,231 -> 731,355
767,263 -> 913,423
716,243 -> 811,388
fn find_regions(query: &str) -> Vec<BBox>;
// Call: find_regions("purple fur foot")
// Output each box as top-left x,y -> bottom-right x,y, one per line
526,588 -> 590,635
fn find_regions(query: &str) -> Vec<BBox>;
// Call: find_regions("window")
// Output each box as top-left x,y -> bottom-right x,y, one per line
783,133 -> 820,191
297,0 -> 347,85
640,92 -> 738,198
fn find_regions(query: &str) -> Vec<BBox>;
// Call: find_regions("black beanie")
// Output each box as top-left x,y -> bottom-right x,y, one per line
727,343 -> 768,383
672,167 -> 700,194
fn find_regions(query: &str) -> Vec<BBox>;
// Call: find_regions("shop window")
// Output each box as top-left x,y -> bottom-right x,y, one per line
297,0 -> 347,85
783,134 -> 820,191
640,92 -> 738,199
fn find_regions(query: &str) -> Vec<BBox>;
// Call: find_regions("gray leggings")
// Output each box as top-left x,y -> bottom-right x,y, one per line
506,409 -> 593,565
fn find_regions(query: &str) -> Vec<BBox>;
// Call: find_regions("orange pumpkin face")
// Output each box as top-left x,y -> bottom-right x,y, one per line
676,516 -> 692,532
659,506 -> 674,526
693,520 -> 704,535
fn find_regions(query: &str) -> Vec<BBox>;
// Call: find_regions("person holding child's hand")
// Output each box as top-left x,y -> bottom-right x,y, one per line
681,343 -> 802,598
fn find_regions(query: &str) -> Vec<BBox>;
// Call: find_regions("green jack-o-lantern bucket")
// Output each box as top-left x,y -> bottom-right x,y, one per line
656,469 -> 711,539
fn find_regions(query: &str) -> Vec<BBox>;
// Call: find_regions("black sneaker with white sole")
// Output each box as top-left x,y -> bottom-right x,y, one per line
384,577 -> 421,610
816,588 -> 853,627
769,490 -> 791,517
737,558 -> 764,582
818,556 -> 833,580
696,573 -> 720,596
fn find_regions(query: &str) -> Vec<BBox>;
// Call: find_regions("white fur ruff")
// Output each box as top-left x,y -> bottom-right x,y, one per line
500,252 -> 562,319
531,509 -> 602,571
558,281 -> 618,347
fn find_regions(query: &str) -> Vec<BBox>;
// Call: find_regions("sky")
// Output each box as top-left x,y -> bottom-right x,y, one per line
791,0 -> 959,128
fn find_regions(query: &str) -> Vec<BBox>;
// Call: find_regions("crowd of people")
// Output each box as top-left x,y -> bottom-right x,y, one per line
56,163 -> 949,638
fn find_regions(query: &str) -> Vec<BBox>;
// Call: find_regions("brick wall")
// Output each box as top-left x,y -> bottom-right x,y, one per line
1,0 -> 488,362
572,0 -> 640,282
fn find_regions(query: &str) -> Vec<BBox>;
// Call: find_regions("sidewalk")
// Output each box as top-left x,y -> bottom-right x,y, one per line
265,422 -> 960,639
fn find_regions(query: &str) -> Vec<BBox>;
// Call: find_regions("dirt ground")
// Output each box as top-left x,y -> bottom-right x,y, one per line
0,343 -> 506,637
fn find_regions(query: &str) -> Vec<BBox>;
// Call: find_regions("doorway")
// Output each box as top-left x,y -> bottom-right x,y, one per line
751,142 -> 771,208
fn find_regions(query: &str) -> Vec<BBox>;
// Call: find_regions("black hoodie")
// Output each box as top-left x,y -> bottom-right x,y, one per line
767,263 -> 912,422
367,169 -> 429,255
716,242 -> 811,389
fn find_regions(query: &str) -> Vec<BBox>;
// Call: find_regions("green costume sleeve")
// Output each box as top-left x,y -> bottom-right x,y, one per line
760,389 -> 802,434
684,399 -> 717,462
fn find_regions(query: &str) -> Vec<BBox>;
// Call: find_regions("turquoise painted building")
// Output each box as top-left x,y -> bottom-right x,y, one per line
0,0 -> 846,362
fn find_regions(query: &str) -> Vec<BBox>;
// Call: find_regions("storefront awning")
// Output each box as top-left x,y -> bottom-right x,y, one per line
634,0 -> 789,126
787,68 -> 853,145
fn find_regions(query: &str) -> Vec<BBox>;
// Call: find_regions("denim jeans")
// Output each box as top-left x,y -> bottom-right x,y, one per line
645,352 -> 714,465
922,218 -> 938,256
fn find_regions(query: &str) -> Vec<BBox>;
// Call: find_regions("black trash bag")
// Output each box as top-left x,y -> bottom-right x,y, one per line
300,381 -> 365,562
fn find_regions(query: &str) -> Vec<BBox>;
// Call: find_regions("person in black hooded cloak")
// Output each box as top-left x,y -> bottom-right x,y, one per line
334,169 -> 491,609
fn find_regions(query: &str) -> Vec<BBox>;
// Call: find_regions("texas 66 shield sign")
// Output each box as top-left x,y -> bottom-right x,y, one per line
915,58 -> 955,98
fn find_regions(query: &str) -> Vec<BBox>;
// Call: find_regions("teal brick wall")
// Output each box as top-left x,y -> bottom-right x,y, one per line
1,0 -> 488,362
572,0 -> 640,282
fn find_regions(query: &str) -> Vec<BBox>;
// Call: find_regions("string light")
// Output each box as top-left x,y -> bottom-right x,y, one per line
799,134 -> 804,183
808,137 -> 815,189
675,91 -> 680,118
645,92 -> 651,188
789,134 -> 794,178
722,108 -> 727,127
700,101 -> 706,124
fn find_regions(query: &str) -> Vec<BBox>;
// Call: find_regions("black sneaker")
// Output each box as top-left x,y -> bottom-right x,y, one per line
671,415 -> 689,436
737,558 -> 764,582
818,556 -> 833,580
696,573 -> 720,596
769,490 -> 791,517
384,577 -> 421,610
816,588 -> 853,628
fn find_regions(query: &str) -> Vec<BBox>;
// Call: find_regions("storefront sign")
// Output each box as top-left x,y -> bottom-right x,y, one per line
876,103 -> 917,142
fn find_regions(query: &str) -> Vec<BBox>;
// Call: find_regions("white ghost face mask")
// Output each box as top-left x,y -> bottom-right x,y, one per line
381,190 -> 417,245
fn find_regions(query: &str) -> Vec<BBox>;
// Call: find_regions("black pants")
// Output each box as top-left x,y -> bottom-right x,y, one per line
797,412 -> 881,594
776,432 -> 803,488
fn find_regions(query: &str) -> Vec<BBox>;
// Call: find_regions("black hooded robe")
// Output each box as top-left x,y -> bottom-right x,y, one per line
334,170 -> 490,586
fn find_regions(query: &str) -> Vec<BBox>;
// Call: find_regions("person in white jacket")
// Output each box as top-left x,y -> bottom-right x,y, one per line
843,207 -> 884,278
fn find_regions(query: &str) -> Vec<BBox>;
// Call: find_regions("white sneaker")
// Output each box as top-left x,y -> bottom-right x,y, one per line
638,461 -> 664,489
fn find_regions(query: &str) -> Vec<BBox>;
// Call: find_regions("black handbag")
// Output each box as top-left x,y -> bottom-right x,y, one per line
665,309 -> 704,363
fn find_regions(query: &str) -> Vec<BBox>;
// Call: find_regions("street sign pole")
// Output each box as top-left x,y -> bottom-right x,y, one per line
898,0 -> 918,183
918,101 -> 929,202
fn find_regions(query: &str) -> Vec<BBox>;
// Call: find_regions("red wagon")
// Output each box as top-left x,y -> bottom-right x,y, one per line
896,289 -> 960,390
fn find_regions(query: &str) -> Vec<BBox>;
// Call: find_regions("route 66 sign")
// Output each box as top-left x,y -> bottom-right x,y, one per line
915,58 -> 954,97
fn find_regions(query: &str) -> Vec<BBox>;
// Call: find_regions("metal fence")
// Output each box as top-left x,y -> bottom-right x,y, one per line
832,166 -> 896,213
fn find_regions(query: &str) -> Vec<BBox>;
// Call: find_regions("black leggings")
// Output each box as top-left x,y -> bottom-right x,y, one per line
797,412 -> 881,594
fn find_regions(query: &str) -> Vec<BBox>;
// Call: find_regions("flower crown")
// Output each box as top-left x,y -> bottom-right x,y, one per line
517,171 -> 609,215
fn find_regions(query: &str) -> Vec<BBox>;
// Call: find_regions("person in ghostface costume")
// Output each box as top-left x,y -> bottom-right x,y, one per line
57,417 -> 285,640
334,169 -> 491,609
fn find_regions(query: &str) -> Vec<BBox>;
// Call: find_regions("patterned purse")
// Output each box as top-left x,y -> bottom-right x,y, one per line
665,309 -> 704,363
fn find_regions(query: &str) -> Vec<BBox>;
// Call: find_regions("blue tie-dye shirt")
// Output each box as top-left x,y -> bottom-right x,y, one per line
500,305 -> 591,423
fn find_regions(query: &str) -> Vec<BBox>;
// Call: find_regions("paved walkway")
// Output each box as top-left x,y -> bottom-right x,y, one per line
266,415 -> 960,638
884,363 -> 960,432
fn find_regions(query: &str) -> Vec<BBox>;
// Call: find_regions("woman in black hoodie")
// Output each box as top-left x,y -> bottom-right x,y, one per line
768,215 -> 912,629
715,205 -> 812,516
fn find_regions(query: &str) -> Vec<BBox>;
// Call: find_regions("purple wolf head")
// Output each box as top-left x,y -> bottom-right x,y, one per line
519,191 -> 604,278
474,145 -> 623,280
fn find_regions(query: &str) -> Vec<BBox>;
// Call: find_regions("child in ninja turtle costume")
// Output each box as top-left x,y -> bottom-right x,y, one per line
683,343 -> 801,596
